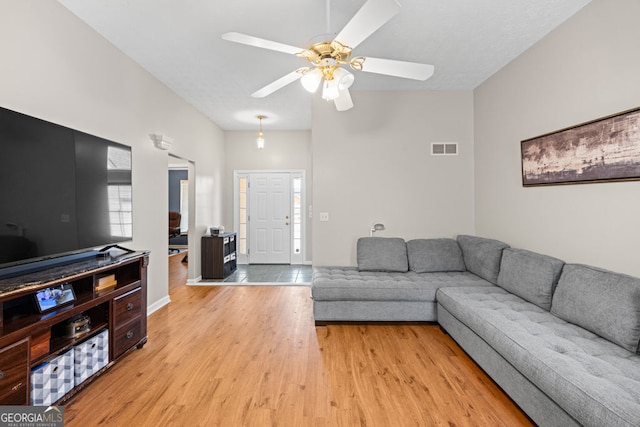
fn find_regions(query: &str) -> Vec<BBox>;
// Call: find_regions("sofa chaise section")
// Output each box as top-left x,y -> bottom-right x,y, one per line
312,267 -> 490,322
311,235 -> 503,323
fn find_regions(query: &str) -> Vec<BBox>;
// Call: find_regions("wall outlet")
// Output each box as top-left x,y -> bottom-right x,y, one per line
319,212 -> 329,222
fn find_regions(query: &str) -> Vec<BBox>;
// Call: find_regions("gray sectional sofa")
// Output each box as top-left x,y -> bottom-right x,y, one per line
311,235 -> 640,427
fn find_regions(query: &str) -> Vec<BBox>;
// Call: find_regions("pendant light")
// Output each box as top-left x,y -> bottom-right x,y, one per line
256,115 -> 266,149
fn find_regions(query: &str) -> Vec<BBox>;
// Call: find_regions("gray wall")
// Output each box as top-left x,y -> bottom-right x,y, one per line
1,0 -> 226,308
312,91 -> 475,266
474,0 -> 640,277
169,170 -> 188,213
224,130 -> 313,263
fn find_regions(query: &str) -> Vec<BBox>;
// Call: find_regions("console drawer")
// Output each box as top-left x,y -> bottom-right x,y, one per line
113,319 -> 143,359
0,339 -> 29,404
113,287 -> 142,327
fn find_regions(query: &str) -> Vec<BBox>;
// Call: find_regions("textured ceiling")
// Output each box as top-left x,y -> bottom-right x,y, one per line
57,0 -> 592,130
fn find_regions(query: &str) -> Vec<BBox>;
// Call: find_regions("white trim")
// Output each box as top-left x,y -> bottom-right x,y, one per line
291,172 -> 305,265
146,296 -> 171,315
233,172 -> 249,264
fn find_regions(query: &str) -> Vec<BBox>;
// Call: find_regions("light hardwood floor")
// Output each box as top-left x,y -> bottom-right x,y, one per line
64,259 -> 533,426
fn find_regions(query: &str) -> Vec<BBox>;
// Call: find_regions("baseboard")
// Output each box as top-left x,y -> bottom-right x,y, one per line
187,276 -> 203,285
147,295 -> 171,315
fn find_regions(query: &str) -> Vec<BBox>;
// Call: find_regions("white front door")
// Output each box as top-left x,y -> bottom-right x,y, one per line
249,173 -> 291,264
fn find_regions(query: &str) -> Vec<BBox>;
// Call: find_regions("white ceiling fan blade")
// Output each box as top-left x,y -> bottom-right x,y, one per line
222,32 -> 304,55
334,0 -> 400,49
251,68 -> 307,98
360,57 -> 435,80
334,88 -> 354,111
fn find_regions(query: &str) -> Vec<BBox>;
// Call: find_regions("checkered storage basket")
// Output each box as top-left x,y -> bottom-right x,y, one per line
30,349 -> 74,405
74,329 -> 109,386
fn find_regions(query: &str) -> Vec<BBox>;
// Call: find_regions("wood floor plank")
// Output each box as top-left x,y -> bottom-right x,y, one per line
64,277 -> 533,426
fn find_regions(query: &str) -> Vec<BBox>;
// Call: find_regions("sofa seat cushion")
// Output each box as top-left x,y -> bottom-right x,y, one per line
437,286 -> 640,427
407,238 -> 465,273
311,267 -> 491,302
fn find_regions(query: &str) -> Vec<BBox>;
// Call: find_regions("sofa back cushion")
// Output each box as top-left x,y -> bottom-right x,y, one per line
406,238 -> 465,273
497,248 -> 564,311
456,235 -> 509,284
551,264 -> 640,353
357,237 -> 408,272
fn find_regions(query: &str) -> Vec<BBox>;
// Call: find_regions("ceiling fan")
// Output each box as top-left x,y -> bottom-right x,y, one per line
221,0 -> 434,112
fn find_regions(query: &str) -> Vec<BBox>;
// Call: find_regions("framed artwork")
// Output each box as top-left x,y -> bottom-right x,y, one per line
521,107 -> 640,186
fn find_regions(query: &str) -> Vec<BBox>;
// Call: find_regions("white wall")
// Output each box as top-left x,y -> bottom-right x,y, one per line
474,0 -> 640,277
0,0 -> 225,308
224,130 -> 313,262
312,91 -> 475,266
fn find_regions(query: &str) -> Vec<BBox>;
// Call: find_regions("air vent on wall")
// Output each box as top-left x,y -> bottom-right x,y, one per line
431,142 -> 458,156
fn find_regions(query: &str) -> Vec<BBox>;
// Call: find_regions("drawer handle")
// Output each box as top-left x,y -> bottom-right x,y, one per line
126,303 -> 134,311
126,330 -> 134,339
0,370 -> 4,380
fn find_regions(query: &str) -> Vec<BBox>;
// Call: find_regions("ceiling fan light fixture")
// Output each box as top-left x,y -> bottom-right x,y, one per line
223,0 -> 435,114
321,79 -> 340,101
300,68 -> 323,93
333,67 -> 355,90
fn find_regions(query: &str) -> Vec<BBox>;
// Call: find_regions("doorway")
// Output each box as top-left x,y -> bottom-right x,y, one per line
168,156 -> 196,285
234,171 -> 305,265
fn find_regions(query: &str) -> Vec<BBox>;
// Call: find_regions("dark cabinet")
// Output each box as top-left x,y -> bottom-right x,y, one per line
0,252 -> 148,405
0,339 -> 29,404
201,233 -> 237,279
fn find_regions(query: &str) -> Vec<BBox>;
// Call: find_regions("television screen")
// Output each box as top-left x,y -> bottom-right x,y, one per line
0,106 -> 132,271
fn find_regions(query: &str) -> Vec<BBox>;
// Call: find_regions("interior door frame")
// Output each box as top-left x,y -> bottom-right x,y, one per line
233,170 -> 305,265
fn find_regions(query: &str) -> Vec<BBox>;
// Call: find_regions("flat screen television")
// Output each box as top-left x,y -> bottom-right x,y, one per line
0,106 -> 133,277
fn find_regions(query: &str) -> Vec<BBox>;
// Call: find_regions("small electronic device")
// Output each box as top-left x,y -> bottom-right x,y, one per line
65,314 -> 91,339
34,283 -> 76,313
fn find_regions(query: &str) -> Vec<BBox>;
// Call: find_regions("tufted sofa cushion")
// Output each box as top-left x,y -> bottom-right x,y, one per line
497,248 -> 565,311
457,235 -> 509,284
406,238 -> 466,273
437,286 -> 640,427
357,237 -> 408,272
551,264 -> 640,354
311,267 -> 491,302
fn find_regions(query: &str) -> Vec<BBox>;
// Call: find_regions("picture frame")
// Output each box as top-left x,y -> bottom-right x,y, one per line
34,283 -> 76,313
521,107 -> 640,186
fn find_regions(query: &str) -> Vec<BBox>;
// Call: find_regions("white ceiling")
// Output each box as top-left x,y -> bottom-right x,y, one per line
57,0 -> 592,131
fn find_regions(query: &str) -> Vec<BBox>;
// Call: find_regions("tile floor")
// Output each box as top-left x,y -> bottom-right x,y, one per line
212,264 -> 313,284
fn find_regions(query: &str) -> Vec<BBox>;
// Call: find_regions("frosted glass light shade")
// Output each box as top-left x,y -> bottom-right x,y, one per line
333,67 -> 355,90
300,69 -> 322,93
322,80 -> 340,101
